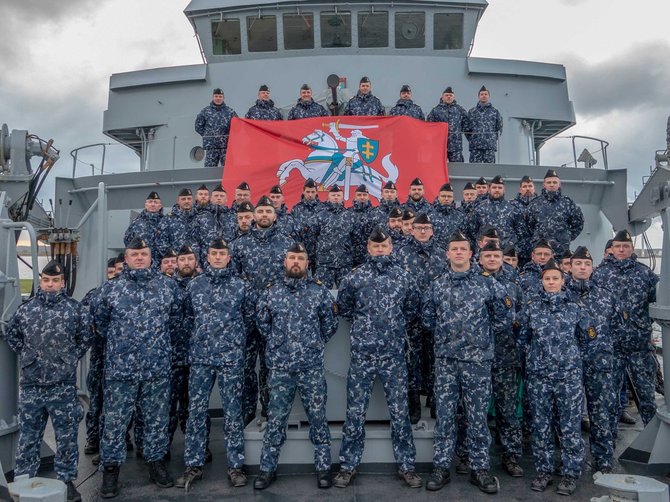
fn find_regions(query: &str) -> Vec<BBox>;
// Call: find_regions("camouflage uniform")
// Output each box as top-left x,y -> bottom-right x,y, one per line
527,189 -> 584,256
519,261 -> 544,298
3,289 -> 91,482
156,205 -> 200,260
422,267 -> 512,471
291,198 -> 323,268
183,266 -> 255,468
245,99 -> 283,121
337,255 -> 419,471
95,267 -> 179,466
312,201 -> 355,289
427,101 -> 469,162
124,209 -> 163,253
274,204 -> 300,240
389,99 -> 425,120
194,205 -> 237,261
431,202 -> 466,248
510,193 -> 537,265
370,199 -> 401,227
194,101 -> 238,167
567,278 -> 618,470
593,256 -> 659,425
387,227 -> 411,249
256,276 -> 338,472
349,200 -> 376,267
343,92 -> 385,116
287,99 -> 328,120
518,291 -> 591,479
81,287 -> 105,447
468,195 -> 522,249
466,102 -> 503,163
402,198 -> 434,219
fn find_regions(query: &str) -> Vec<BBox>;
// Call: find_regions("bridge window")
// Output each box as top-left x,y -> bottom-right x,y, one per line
434,13 -> 464,50
395,12 -> 425,48
211,19 -> 241,55
358,11 -> 388,48
284,13 -> 314,50
247,15 -> 277,52
321,11 -> 351,48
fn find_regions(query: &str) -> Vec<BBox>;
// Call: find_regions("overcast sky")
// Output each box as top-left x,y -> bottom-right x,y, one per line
2,0 -> 670,217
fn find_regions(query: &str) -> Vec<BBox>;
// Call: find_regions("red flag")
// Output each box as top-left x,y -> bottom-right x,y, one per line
223,116 -> 448,208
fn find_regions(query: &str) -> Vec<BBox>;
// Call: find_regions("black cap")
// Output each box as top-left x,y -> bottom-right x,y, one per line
329,185 -> 342,193
541,259 -> 562,275
213,88 -> 223,95
520,175 -> 533,184
612,229 -> 633,243
107,258 -> 117,268
410,177 -> 424,187
115,253 -> 125,264
177,244 -> 195,256
237,181 -> 250,191
479,226 -> 500,240
476,177 -> 487,186
503,245 -> 517,257
162,249 -> 177,259
197,184 -> 209,192
439,183 -> 453,192
560,249 -> 573,260
237,201 -> 254,213
269,185 -> 283,195
212,183 -> 225,193
300,83 -> 311,91
256,195 -> 274,208
209,238 -> 228,250
355,184 -> 369,194
127,237 -> 149,250
42,260 -> 64,276
287,242 -> 308,254
402,209 -> 416,221
383,180 -> 397,190
544,169 -> 559,179
400,84 -> 411,93
146,191 -> 160,200
360,76 -> 371,84
259,84 -> 270,92
533,238 -> 553,251
444,86 -> 454,94
368,225 -> 390,243
304,178 -> 317,189
479,85 -> 488,93
481,240 -> 502,252
490,175 -> 504,185
178,188 -> 192,197
464,182 -> 476,190
571,246 -> 592,260
449,231 -> 469,244
413,213 -> 431,225
388,208 -> 403,219
604,239 -> 613,251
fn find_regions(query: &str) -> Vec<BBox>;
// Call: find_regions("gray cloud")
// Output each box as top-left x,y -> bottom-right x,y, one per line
560,0 -> 589,5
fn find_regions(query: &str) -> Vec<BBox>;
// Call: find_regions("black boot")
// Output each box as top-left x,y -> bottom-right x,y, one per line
254,470 -> 276,490
409,391 -> 422,424
317,470 -> 332,489
425,467 -> 450,491
100,465 -> 120,499
84,438 -> 99,455
148,459 -> 174,488
470,469 -> 498,494
66,481 -> 82,502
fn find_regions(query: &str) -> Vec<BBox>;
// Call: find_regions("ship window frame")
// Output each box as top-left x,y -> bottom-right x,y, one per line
320,11 -> 352,48
358,10 -> 389,48
394,11 -> 425,49
246,14 -> 278,53
211,18 -> 242,55
433,12 -> 464,50
283,12 -> 315,50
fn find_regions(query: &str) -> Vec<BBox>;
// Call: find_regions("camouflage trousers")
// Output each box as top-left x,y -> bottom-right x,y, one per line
583,360 -> 616,470
204,147 -> 225,168
315,265 -> 350,290
421,330 -> 434,397
447,150 -> 464,163
243,328 -> 268,419
433,359 -> 492,470
100,378 -> 170,466
491,365 -> 523,459
16,384 -> 83,482
168,365 -> 189,445
469,149 -> 496,163
406,325 -> 425,392
527,368 -> 584,478
185,364 -> 245,468
612,347 -> 657,425
85,349 -> 104,444
340,355 -> 416,471
261,367 -> 331,472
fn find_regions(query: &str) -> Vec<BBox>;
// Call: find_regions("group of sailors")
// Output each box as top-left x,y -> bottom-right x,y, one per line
195,77 -> 502,167
2,169 -> 660,501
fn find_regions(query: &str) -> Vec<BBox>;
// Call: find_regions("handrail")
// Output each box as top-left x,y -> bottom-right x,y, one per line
571,135 -> 609,170
1,221 -> 40,287
70,143 -> 108,178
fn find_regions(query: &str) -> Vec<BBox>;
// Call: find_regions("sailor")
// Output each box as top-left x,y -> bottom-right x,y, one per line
592,230 -> 659,426
194,184 -> 210,211
123,191 -> 163,253
559,249 -> 573,274
466,85 -> 503,163
389,85 -> 425,120
370,180 -> 401,226
474,177 -> 489,202
95,237 -> 180,498
287,84 -> 328,120
467,175 -> 522,250
422,231 -> 511,494
194,87 -> 238,167
567,246 -> 618,473
401,209 -> 417,238
160,249 -> 178,277
459,182 -> 478,216
175,238 -> 255,491
527,169 -> 584,256
431,183 -> 466,248
230,200 -> 255,243
3,260 -> 92,502
245,84 -> 283,120
231,181 -> 252,211
427,86 -> 469,162
334,226 -> 422,489
402,177 -> 434,217
254,243 -> 339,490
290,178 -> 324,270
510,175 -> 537,267
385,207 -> 410,247
478,240 -> 525,478
113,253 -> 125,276
518,259 -> 592,496
311,185 -> 355,289
268,184 -> 299,239
349,184 -> 376,267
396,213 -> 446,423
194,184 -> 237,262
343,76 -> 385,116
502,245 -> 519,269
156,188 -> 199,260
519,239 -> 554,297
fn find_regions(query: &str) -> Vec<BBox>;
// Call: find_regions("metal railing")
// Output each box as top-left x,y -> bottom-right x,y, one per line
571,135 -> 609,170
70,143 -> 108,178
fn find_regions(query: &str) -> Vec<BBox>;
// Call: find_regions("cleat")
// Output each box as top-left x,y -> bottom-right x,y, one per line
398,469 -> 422,488
228,468 -> 247,487
455,456 -> 470,474
175,466 -> 202,491
556,476 -> 577,496
531,472 -> 553,492
84,439 -> 99,455
66,481 -> 82,502
148,459 -> 174,488
253,470 -> 276,490
317,470 -> 332,489
204,448 -> 213,464
426,467 -> 450,491
502,456 -> 524,477
470,469 -> 499,494
333,469 -> 356,488
100,465 -> 120,499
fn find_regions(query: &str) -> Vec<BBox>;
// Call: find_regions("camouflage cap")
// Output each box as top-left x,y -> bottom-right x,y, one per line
413,213 -> 431,225
481,240 -> 502,252
209,238 -> 228,250
237,201 -> 254,213
402,209 -> 416,221
368,225 -> 390,243
146,191 -> 160,200
177,244 -> 195,256
571,246 -> 592,261
287,242 -> 308,254
388,208 -> 403,219
355,184 -> 369,194
612,229 -> 633,243
127,237 -> 149,250
439,183 -> 453,192
42,260 -> 63,276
